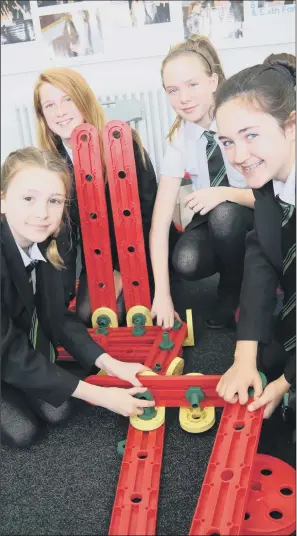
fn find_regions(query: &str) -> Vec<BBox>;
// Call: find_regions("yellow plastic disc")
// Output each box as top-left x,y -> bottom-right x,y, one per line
179,373 -> 215,433
96,369 -> 107,376
91,307 -> 118,329
166,357 -> 185,376
126,305 -> 153,327
130,369 -> 165,431
183,309 -> 194,347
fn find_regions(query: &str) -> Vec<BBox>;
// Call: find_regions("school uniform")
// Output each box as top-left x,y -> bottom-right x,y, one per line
237,168 -> 296,388
161,119 -> 254,327
1,217 -> 104,413
54,135 -> 165,321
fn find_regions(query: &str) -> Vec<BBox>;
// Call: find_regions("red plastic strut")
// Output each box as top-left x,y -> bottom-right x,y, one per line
189,403 -> 264,536
109,425 -> 165,536
71,124 -> 116,313
103,121 -> 151,311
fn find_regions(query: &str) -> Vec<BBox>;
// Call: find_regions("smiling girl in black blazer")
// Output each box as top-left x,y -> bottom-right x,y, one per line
1,147 -> 154,449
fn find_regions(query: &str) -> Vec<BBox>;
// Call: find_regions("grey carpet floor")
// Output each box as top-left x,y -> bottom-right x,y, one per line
1,275 -> 295,535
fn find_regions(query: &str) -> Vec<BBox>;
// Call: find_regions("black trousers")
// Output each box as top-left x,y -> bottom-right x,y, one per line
1,382 -> 74,449
172,202 -> 254,310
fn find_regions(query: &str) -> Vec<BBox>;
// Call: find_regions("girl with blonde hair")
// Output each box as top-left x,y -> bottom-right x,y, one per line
33,67 -> 165,325
150,35 -> 255,330
1,147 -> 154,449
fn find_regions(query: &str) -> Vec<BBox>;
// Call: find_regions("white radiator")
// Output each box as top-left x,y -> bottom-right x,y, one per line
15,88 -> 176,177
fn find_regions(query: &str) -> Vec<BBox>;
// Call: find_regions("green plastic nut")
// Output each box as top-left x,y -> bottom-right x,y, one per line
96,314 -> 111,335
117,439 -> 126,457
135,390 -> 157,420
248,371 -> 267,398
132,313 -> 146,336
153,364 -> 162,373
185,386 -> 205,408
159,332 -> 174,350
172,318 -> 182,331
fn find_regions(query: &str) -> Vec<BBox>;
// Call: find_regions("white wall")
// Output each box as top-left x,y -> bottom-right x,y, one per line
1,41 -> 295,164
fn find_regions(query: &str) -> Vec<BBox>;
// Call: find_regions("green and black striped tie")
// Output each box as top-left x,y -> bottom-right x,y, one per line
204,130 -> 229,188
278,198 -> 296,354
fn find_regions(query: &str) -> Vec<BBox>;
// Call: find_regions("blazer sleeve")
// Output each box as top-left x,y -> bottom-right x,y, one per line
284,352 -> 296,387
54,308 -> 105,370
1,300 -> 80,407
237,228 -> 279,343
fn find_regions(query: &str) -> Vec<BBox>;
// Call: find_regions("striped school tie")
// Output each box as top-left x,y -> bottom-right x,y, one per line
204,130 -> 229,187
278,198 -> 296,354
27,261 -> 56,363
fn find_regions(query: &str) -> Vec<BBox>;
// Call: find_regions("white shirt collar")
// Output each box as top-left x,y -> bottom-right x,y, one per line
63,141 -> 73,161
17,242 -> 47,268
184,119 -> 217,140
273,164 -> 296,206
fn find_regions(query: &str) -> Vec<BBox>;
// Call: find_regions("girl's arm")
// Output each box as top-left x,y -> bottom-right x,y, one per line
221,187 -> 255,209
150,174 -> 182,326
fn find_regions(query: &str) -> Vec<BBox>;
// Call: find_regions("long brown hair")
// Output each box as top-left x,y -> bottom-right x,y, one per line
1,147 -> 71,270
161,35 -> 226,142
34,67 -> 146,175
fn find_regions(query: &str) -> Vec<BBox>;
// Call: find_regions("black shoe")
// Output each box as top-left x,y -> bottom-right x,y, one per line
205,314 -> 236,330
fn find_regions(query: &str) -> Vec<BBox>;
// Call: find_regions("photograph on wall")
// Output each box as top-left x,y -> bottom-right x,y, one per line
257,1 -> 295,7
39,8 -> 104,58
244,0 -> 295,45
1,0 -> 35,45
37,1 -> 83,7
182,1 -> 244,43
102,1 -> 171,29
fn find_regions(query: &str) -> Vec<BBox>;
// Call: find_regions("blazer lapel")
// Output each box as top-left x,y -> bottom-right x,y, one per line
1,218 -> 35,316
254,182 -> 283,272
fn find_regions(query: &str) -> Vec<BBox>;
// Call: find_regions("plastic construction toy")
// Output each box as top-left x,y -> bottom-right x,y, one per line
57,121 -> 295,536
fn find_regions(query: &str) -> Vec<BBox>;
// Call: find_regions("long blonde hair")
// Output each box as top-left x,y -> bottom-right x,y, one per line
1,147 -> 71,270
34,67 -> 146,175
161,35 -> 226,142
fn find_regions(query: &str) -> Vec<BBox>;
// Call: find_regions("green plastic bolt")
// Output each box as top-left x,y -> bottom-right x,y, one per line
185,387 -> 205,408
153,364 -> 162,373
248,371 -> 267,398
117,439 -> 126,457
172,317 -> 182,331
132,313 -> 146,336
96,314 -> 111,335
135,390 -> 157,420
159,332 -> 174,350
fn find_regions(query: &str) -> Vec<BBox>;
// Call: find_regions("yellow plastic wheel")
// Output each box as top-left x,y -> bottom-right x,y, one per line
126,305 -> 153,327
91,307 -> 118,329
183,309 -> 194,347
166,357 -> 185,376
96,369 -> 107,376
130,370 -> 165,431
179,373 -> 215,433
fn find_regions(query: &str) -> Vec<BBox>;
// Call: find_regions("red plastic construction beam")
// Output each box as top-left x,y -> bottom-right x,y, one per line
103,121 -> 151,311
189,403 -> 264,535
71,124 -> 117,313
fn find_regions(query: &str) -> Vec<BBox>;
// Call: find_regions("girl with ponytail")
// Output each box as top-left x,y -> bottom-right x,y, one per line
1,147 -> 154,449
215,54 -> 296,422
150,35 -> 255,331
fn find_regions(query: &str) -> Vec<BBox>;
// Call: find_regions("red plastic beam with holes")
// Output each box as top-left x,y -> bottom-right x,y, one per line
85,374 -> 224,408
103,121 -> 151,311
71,124 -> 117,313
189,404 -> 264,535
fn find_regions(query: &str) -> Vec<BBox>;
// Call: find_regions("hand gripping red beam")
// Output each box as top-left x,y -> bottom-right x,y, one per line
189,403 -> 264,535
109,425 -> 165,536
85,374 -> 224,408
102,121 -> 151,311
71,124 -> 117,313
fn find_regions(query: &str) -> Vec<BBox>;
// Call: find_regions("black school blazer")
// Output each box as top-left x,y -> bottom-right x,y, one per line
1,218 -> 104,407
237,181 -> 295,384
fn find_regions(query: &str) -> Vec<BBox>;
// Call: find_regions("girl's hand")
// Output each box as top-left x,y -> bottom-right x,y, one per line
97,354 -> 149,387
216,362 -> 263,405
100,386 -> 155,417
248,375 -> 291,418
184,187 -> 228,216
151,293 -> 181,329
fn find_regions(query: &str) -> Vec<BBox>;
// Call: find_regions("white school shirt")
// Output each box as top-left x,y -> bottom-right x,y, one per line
160,119 -> 248,190
17,242 -> 47,294
273,164 -> 296,207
